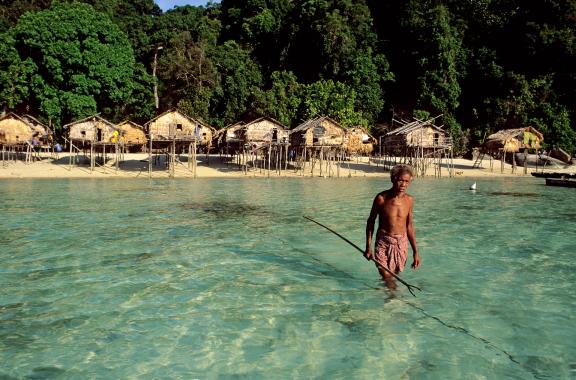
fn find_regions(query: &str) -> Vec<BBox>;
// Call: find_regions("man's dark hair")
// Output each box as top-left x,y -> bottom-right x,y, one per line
390,164 -> 414,180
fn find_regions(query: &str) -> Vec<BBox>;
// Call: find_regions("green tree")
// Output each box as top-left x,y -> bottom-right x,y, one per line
253,70 -> 301,127
300,79 -> 367,128
78,0 -> 162,62
210,40 -> 263,127
157,31 -> 218,120
1,2 -> 152,127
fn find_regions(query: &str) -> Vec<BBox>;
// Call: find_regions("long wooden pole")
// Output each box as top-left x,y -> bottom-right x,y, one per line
303,216 -> 421,296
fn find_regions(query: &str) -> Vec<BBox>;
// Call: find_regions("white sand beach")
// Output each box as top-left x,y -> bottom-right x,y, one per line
1,152 -> 572,179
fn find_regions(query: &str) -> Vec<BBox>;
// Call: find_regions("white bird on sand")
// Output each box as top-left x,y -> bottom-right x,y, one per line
469,182 -> 477,190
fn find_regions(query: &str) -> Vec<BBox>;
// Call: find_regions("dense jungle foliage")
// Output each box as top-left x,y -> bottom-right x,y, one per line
0,0 -> 574,152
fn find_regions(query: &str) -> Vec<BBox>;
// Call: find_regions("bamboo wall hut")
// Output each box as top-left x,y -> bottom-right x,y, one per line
290,116 -> 346,147
65,115 -> 119,147
289,116 -> 347,178
477,127 -> 544,173
345,126 -> 377,155
383,116 -> 453,177
214,121 -> 245,153
483,127 -> 543,154
239,117 -> 289,144
0,112 -> 44,145
384,118 -> 451,150
196,119 -> 217,148
116,120 -> 147,151
21,114 -> 53,139
145,109 -> 215,147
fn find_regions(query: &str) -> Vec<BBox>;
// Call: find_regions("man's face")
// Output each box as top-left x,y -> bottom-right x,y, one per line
392,173 -> 412,193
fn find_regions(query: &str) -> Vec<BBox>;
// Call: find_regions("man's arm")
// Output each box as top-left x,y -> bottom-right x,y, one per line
364,195 -> 380,261
406,197 -> 420,269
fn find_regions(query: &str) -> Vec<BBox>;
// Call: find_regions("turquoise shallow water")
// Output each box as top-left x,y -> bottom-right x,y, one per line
1,177 -> 575,379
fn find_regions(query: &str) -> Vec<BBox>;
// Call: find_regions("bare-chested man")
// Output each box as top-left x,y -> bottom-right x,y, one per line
365,164 -> 420,290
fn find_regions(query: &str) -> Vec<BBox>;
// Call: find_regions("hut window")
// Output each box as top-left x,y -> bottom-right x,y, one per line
176,124 -> 182,131
81,131 -> 86,136
97,129 -> 102,141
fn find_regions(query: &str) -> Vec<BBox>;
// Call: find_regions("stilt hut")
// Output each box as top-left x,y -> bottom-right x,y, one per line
290,116 -> 347,177
483,127 -> 543,154
144,109 -> 216,177
116,120 -> 147,152
480,126 -> 544,173
0,112 -> 45,145
383,115 -> 453,177
345,126 -> 377,155
0,113 -> 53,162
145,109 -> 215,149
64,115 -> 123,170
64,115 -> 120,148
196,119 -> 217,152
215,122 -> 244,149
237,117 -> 290,175
214,121 -> 245,167
240,117 -> 289,145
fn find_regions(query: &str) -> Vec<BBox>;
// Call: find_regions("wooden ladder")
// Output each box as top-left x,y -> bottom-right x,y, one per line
472,152 -> 485,168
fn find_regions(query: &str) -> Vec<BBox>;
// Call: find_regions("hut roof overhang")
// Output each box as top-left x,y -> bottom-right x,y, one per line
385,120 -> 446,137
244,116 -> 288,131
291,116 -> 345,134
21,114 -> 53,135
144,108 -> 215,131
117,120 -> 144,130
63,115 -> 118,131
0,112 -> 34,127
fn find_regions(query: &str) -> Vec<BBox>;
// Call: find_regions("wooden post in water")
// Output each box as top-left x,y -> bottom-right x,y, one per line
90,143 -> 94,172
69,140 -> 73,170
115,142 -> 119,173
148,133 -> 152,178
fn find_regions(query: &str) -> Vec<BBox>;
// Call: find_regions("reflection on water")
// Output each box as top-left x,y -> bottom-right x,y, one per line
0,177 -> 575,379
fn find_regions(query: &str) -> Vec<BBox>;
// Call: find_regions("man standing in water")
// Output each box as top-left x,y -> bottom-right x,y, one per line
365,164 -> 420,290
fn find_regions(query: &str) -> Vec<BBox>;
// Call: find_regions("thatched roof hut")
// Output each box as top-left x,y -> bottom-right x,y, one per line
21,114 -> 53,137
144,109 -> 216,146
384,118 -> 451,149
483,127 -> 544,153
64,115 -> 119,145
345,126 -> 377,155
116,120 -> 147,146
239,117 -> 289,143
215,121 -> 244,147
290,116 -> 346,147
0,112 -> 49,145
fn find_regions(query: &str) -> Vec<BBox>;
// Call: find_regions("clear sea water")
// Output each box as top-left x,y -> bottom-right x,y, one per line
0,177 -> 575,379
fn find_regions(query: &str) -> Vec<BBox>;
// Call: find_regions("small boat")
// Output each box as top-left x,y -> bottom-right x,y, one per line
545,178 -> 576,188
532,172 -> 576,179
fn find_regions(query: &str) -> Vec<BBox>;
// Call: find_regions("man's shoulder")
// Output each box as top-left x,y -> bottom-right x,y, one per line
376,189 -> 391,199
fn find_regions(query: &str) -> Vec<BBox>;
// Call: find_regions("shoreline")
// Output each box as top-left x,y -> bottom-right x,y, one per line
0,153 -> 573,179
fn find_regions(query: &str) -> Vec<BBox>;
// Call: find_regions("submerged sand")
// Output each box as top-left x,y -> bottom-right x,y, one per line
0,152 -> 573,179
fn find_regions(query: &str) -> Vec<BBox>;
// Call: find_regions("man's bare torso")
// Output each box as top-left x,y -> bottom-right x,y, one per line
375,190 -> 412,235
